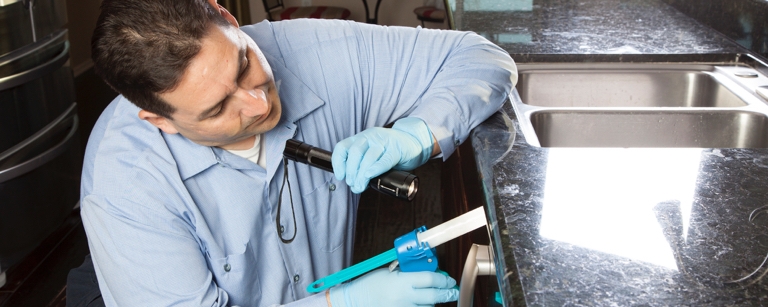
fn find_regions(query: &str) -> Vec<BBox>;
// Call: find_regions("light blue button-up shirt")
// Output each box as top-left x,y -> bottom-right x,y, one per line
80,19 -> 516,307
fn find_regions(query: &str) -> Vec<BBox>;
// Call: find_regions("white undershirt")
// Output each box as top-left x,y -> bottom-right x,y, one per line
226,134 -> 267,168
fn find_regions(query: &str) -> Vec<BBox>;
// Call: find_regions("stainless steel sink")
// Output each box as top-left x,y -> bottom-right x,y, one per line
530,110 -> 768,148
511,63 -> 768,148
517,65 -> 746,108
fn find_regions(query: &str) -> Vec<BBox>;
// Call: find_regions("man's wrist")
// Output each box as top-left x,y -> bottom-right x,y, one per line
392,117 -> 434,165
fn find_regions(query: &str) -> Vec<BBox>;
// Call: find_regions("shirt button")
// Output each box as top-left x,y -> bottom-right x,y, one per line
293,274 -> 300,283
280,225 -> 285,234
455,139 -> 461,146
329,183 -> 336,191
224,264 -> 231,272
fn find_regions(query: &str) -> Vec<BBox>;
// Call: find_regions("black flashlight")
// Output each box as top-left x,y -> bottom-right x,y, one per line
284,139 -> 419,201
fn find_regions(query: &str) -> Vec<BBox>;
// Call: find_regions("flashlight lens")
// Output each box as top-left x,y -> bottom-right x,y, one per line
408,178 -> 418,200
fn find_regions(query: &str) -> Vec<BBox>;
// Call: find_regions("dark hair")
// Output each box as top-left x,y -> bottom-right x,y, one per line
92,0 -> 231,118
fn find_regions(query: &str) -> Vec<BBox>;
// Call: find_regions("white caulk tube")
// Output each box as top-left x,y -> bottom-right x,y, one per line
416,206 -> 487,248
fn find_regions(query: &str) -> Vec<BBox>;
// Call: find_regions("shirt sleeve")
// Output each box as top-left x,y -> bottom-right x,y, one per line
268,19 -> 517,159
354,23 -> 518,159
82,194 -> 330,307
272,20 -> 517,159
81,194 -> 227,306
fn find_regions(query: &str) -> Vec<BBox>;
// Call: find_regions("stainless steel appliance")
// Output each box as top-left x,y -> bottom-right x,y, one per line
0,0 -> 80,288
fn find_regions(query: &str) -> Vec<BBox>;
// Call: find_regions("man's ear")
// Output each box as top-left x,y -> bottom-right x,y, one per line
138,110 -> 179,134
207,0 -> 239,27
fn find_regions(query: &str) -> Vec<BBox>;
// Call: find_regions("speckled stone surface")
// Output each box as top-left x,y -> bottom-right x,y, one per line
662,0 -> 768,61
449,0 -> 747,62
451,0 -> 768,305
473,102 -> 768,306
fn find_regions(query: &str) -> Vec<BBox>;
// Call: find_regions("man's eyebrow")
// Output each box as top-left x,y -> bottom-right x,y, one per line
197,46 -> 247,120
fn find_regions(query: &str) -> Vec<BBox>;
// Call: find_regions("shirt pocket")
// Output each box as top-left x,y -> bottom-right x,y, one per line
301,176 -> 347,253
208,241 -> 261,304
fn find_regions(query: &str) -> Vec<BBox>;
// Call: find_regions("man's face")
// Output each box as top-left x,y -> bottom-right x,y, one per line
154,24 -> 281,150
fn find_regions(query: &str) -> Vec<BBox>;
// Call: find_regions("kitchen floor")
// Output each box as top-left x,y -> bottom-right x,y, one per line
0,67 -> 446,306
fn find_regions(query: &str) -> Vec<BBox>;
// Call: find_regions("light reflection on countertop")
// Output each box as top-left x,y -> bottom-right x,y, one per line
540,148 -> 701,270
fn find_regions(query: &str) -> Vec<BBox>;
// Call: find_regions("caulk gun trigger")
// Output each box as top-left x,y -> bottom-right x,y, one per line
388,260 -> 400,272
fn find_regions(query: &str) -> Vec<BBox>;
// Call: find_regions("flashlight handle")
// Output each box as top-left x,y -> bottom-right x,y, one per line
284,139 -> 418,201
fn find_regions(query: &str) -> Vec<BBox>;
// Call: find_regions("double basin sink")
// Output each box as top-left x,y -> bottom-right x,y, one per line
511,63 -> 768,148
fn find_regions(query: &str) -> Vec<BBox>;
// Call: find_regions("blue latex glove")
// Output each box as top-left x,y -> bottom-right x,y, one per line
332,117 -> 434,193
329,268 -> 459,307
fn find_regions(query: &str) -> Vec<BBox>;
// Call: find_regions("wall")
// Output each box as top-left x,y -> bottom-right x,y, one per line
64,0 -> 102,76
248,0 -> 447,28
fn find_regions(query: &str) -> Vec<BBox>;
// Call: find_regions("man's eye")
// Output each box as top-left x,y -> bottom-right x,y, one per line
209,105 -> 225,119
238,56 -> 250,80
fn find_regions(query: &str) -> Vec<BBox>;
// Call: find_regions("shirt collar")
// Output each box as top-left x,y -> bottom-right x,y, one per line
163,133 -> 218,180
242,21 -> 325,123
260,36 -> 325,123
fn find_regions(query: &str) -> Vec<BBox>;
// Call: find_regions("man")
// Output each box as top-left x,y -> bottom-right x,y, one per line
71,0 -> 517,306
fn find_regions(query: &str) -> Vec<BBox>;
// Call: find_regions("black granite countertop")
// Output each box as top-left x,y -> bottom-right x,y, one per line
449,0 -> 747,62
451,0 -> 768,305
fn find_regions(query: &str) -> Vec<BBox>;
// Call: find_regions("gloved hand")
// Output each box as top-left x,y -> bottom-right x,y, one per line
332,117 -> 434,193
328,268 -> 459,307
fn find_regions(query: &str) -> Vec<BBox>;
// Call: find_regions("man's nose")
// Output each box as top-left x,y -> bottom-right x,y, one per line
237,88 -> 268,117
